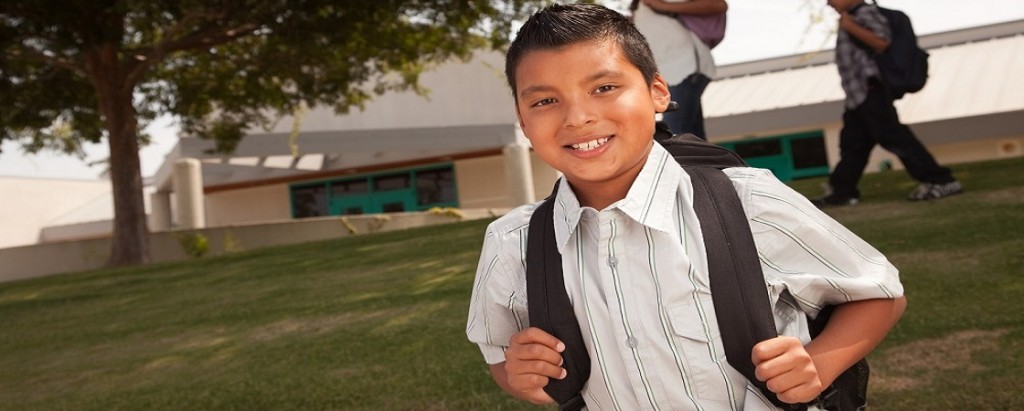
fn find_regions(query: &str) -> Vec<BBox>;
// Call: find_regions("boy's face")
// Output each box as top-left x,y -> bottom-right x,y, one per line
514,40 -> 670,200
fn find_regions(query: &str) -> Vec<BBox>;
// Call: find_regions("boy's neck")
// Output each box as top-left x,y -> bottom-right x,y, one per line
571,184 -> 623,211
566,158 -> 649,211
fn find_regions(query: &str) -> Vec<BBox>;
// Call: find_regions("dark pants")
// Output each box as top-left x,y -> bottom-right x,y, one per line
663,73 -> 711,140
829,79 -> 954,198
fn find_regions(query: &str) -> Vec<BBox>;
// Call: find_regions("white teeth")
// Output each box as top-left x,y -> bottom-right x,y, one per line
570,137 -> 609,151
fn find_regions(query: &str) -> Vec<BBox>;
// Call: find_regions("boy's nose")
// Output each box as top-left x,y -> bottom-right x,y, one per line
563,100 -> 597,129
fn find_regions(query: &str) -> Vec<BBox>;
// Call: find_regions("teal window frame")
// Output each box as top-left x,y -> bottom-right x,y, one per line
718,130 -> 830,182
289,164 -> 459,218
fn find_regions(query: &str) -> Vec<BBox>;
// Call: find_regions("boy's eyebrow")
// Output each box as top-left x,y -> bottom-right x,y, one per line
518,69 -> 627,100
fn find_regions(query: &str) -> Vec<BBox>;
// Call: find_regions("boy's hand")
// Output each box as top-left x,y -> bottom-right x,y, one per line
751,336 -> 824,404
837,11 -> 858,33
502,327 -> 566,404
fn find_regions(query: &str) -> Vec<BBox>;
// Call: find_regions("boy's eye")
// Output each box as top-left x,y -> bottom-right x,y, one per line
593,84 -> 617,94
531,98 -> 556,107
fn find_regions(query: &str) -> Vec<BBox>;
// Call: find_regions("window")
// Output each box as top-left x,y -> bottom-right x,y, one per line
416,168 -> 456,206
734,139 -> 782,158
375,174 -> 410,191
292,185 -> 328,218
791,137 -> 829,169
290,164 -> 457,217
332,179 -> 369,197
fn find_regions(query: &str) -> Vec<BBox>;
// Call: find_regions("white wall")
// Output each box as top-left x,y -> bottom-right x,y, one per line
254,50 -> 516,133
0,177 -> 111,248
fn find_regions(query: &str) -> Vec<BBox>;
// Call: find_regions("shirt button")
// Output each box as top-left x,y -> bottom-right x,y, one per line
626,336 -> 638,348
608,256 -> 618,267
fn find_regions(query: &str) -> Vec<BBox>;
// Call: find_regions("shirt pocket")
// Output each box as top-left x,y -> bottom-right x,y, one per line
667,294 -> 739,403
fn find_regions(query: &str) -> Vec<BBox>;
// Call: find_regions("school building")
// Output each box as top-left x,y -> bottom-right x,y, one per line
148,18 -> 1023,229
2,19 -> 1022,280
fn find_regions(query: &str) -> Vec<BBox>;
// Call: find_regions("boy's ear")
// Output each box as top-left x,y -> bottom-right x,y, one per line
651,74 -> 671,113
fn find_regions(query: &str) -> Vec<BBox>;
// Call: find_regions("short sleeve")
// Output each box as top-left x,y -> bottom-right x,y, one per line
726,168 -> 904,317
856,6 -> 892,43
466,213 -> 531,364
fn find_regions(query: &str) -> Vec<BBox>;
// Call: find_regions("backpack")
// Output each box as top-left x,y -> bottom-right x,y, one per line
677,12 -> 727,50
525,130 -> 869,411
861,2 -> 929,99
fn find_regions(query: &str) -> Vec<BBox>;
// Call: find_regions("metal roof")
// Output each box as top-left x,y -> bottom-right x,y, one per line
705,19 -> 1024,138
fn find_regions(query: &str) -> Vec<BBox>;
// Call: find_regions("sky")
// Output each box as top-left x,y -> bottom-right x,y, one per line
3,0 -> 1023,181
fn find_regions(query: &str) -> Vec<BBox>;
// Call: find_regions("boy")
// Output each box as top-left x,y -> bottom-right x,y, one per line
815,0 -> 961,207
466,4 -> 906,409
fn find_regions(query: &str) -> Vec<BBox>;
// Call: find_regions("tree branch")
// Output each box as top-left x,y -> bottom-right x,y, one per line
7,45 -> 84,75
123,21 -> 263,90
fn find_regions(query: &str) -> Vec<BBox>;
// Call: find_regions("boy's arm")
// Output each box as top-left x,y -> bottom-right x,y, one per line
487,327 -> 566,405
642,0 -> 728,16
752,296 -> 907,404
804,296 -> 907,386
838,10 -> 890,52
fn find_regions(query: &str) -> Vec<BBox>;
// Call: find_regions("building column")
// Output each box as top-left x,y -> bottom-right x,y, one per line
172,158 -> 206,229
149,191 -> 172,231
503,143 -> 536,207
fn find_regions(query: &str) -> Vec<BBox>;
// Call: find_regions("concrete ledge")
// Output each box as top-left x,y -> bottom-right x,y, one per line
0,208 -> 506,284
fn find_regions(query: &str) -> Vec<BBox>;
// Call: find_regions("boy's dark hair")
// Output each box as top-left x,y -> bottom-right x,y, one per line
504,3 -> 659,100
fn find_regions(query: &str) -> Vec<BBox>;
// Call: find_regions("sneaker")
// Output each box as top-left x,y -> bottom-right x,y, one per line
812,193 -> 859,208
908,181 -> 963,201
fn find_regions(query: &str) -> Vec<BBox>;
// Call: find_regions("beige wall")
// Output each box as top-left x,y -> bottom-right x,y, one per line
454,156 -> 510,209
529,151 -> 561,200
930,136 -> 1024,165
206,183 -> 291,226
454,151 -> 559,209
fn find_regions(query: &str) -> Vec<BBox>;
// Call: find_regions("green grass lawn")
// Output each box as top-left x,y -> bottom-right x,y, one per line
1,157 -> 1022,410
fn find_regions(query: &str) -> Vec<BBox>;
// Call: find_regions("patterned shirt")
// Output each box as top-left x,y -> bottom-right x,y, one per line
835,4 -> 891,109
466,143 -> 903,410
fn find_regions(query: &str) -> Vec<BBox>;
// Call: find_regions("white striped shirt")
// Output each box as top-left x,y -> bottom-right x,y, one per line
466,144 -> 903,410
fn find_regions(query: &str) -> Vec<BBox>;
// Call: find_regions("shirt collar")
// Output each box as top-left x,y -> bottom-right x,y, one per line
552,143 -> 684,253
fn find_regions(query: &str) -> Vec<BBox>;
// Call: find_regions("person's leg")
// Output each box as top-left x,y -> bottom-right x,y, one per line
663,73 -> 711,139
861,82 -> 955,185
827,107 -> 876,200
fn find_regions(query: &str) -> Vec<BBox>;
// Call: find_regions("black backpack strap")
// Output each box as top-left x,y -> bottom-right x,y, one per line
660,133 -> 747,168
526,181 -> 590,411
685,165 -> 805,411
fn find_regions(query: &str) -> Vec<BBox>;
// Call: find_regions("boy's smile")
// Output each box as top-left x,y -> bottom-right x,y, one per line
514,40 -> 670,209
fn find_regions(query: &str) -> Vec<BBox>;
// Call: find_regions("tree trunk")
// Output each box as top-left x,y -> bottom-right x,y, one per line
105,102 -> 149,266
88,46 -> 150,266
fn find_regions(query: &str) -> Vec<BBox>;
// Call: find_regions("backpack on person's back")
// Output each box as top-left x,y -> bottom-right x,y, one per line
629,0 -> 727,49
526,130 -> 869,411
863,1 -> 930,98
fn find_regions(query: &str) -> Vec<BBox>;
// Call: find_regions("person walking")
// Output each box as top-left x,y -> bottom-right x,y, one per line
630,0 -> 727,140
815,0 -> 962,207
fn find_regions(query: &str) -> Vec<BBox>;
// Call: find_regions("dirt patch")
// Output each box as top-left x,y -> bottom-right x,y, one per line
870,329 -> 1008,393
975,186 -> 1024,205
